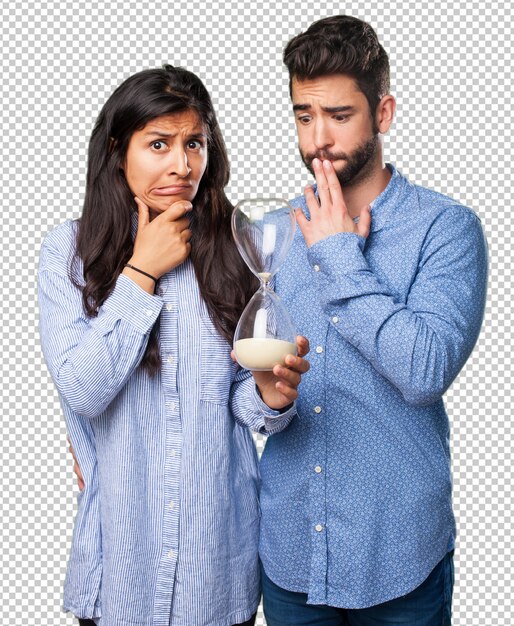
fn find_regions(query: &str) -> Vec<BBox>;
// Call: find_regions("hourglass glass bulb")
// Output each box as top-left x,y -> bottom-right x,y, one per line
231,198 -> 296,280
233,285 -> 297,370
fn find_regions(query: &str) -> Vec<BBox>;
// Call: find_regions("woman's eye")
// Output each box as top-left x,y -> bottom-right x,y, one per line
151,140 -> 166,150
187,140 -> 202,150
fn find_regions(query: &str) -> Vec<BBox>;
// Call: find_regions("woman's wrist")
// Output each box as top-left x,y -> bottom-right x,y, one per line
122,264 -> 156,295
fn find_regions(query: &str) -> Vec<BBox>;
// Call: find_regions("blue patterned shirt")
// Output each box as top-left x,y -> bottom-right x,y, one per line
259,164 -> 488,608
38,219 -> 294,626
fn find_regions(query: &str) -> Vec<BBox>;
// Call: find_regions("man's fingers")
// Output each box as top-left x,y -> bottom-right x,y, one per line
295,207 -> 310,234
312,158 -> 331,208
303,184 -> 320,216
73,461 -> 85,491
357,205 -> 372,238
134,196 -> 150,231
323,160 -> 347,212
68,442 -> 77,463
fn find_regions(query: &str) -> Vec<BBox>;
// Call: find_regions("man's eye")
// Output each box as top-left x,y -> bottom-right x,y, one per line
298,116 -> 311,124
334,115 -> 349,122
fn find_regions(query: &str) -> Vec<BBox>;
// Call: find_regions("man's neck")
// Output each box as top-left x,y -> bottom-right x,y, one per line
343,158 -> 392,219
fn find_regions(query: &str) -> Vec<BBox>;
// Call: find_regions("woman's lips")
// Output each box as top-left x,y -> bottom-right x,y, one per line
152,185 -> 192,196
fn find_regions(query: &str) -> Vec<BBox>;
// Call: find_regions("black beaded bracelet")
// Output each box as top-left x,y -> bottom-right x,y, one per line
125,263 -> 158,283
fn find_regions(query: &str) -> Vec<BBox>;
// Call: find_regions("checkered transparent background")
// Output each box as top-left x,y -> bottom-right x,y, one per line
1,1 -> 512,624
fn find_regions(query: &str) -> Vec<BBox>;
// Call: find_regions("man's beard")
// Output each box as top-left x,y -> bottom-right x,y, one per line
301,132 -> 380,187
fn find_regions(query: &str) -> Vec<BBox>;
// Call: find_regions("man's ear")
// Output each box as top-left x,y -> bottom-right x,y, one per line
375,95 -> 396,134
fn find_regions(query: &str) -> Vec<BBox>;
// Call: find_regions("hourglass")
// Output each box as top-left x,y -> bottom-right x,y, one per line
232,198 -> 297,371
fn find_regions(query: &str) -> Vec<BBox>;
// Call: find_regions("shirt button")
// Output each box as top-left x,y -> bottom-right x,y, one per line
315,524 -> 323,532
314,465 -> 322,473
168,500 -> 175,510
166,401 -> 176,411
167,549 -> 175,559
332,316 -> 339,323
171,449 -> 176,457
314,406 -> 322,414
167,355 -> 174,364
315,346 -> 323,354
145,309 -> 153,317
166,303 -> 174,311
313,264 -> 320,272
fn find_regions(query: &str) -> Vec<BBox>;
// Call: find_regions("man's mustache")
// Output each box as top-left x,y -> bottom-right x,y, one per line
302,151 -> 348,166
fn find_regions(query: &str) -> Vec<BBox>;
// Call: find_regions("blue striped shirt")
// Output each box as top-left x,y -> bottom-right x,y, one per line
38,218 -> 295,626
259,164 -> 488,608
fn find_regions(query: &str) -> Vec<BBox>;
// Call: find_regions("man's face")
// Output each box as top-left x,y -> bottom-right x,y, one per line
292,74 -> 380,187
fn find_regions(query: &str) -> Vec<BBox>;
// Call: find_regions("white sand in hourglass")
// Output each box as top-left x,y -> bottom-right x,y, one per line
234,338 -> 297,370
234,307 -> 297,370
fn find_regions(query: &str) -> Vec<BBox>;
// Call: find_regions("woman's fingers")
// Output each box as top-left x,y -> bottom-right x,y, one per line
295,335 -> 310,358
273,365 -> 301,388
158,200 -> 193,222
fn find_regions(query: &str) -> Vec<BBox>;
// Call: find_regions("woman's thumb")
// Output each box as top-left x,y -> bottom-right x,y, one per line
134,196 -> 150,230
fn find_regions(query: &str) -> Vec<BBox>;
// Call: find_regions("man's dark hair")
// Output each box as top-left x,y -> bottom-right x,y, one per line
283,15 -> 390,116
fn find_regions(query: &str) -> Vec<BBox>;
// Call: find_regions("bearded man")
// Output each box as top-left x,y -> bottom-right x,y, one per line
259,15 -> 488,626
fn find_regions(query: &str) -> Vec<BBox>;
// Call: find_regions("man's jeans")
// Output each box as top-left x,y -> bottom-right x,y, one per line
262,551 -> 454,626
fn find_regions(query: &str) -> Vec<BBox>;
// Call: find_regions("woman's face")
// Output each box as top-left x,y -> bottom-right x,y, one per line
123,110 -> 208,218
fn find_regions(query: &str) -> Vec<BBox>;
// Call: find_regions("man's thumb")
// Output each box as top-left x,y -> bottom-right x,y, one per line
357,205 -> 371,238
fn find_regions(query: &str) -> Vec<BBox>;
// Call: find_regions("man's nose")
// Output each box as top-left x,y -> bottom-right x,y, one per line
167,149 -> 191,177
313,120 -> 334,150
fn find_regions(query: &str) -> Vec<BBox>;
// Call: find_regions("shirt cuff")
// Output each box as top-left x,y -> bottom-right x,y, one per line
252,386 -> 297,435
98,274 -> 163,334
307,232 -> 367,276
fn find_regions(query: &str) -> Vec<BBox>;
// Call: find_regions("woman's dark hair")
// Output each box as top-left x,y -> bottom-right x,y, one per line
283,15 -> 390,117
73,65 -> 257,375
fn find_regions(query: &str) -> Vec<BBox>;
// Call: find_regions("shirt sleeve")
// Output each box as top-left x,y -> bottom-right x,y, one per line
307,206 -> 488,406
230,366 -> 297,435
38,225 -> 163,419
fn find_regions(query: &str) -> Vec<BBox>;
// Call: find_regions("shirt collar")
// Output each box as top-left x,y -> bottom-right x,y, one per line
130,209 -> 138,241
367,163 -> 406,232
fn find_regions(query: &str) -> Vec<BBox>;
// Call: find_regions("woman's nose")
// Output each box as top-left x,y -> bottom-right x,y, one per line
168,149 -> 191,177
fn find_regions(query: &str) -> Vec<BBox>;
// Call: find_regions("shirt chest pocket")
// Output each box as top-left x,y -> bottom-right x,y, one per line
200,316 -> 237,405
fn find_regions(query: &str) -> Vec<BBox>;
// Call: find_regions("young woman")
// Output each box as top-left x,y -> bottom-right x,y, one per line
38,65 -> 308,626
